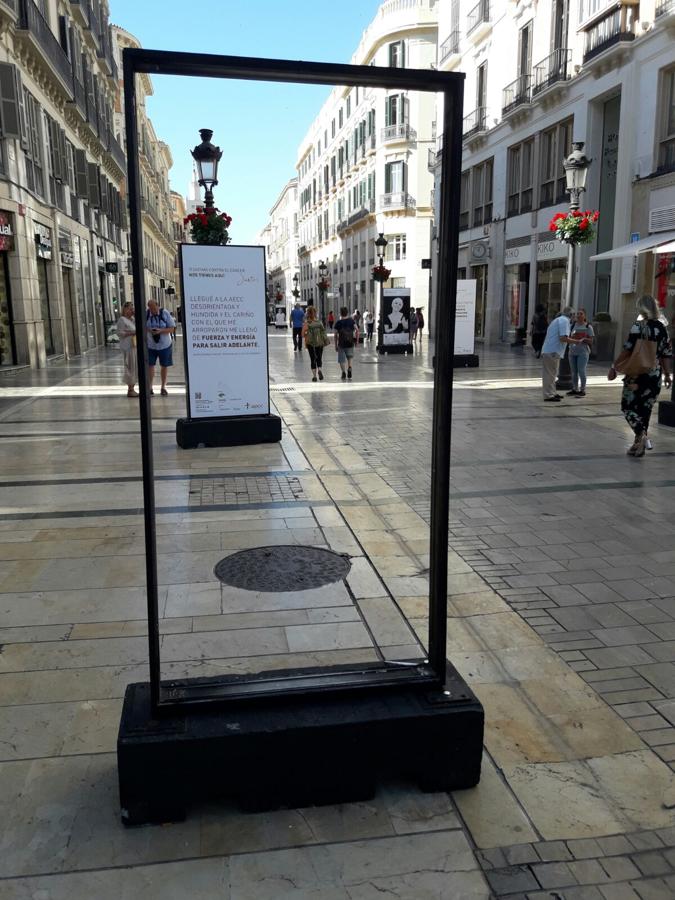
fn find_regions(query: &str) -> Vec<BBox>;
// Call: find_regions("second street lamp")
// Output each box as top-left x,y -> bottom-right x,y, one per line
374,232 -> 389,353
190,129 -> 223,211
557,141 -> 591,392
317,260 -> 328,322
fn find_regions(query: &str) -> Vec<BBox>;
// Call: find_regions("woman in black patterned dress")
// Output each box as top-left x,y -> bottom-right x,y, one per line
608,295 -> 672,457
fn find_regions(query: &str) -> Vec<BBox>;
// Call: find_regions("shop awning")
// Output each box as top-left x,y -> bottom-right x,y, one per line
589,231 -> 675,261
652,239 -> 675,254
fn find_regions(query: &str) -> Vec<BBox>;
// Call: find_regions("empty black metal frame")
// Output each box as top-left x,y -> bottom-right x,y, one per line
124,48 -> 465,716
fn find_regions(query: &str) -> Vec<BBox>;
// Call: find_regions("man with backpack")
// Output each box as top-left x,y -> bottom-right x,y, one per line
334,306 -> 358,381
146,300 -> 175,395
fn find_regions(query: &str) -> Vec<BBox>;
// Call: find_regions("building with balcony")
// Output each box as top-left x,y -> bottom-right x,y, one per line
112,26 -> 177,319
263,177 -> 298,322
0,0 -> 127,368
169,190 -> 186,316
430,0 -> 675,353
291,0 -> 438,323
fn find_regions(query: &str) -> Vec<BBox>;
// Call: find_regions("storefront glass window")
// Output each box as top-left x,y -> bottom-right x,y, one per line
536,259 -> 566,321
80,239 -> 97,348
472,264 -> 487,338
0,254 -> 15,365
504,263 -> 530,344
37,259 -> 55,356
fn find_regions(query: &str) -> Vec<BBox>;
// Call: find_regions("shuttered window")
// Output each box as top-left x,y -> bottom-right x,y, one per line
0,63 -> 22,140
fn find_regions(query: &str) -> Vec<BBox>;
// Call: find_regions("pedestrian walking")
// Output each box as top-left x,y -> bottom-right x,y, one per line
290,303 -> 305,351
334,306 -> 358,381
302,305 -> 327,382
608,294 -> 672,457
530,304 -> 548,358
146,300 -> 175,396
409,307 -> 419,342
364,309 -> 374,341
327,310 -> 335,331
567,308 -> 594,397
116,302 -> 138,397
416,308 -> 425,340
541,306 -> 581,402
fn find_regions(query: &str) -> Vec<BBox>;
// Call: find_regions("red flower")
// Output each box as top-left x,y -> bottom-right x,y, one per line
199,214 -> 207,225
579,218 -> 589,230
572,210 -> 583,217
183,217 -> 189,225
549,223 -> 557,232
196,206 -> 203,213
552,212 -> 566,221
592,211 -> 599,222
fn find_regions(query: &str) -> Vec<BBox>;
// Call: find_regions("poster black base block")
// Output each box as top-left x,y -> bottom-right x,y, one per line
117,664 -> 484,826
453,354 -> 479,368
377,344 -> 413,355
658,400 -> 675,427
176,414 -> 281,449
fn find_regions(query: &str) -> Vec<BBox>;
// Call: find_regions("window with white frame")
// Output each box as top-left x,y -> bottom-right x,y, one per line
459,170 -> 470,230
389,41 -> 405,68
384,160 -> 406,194
658,68 -> 675,173
385,234 -> 407,261
472,158 -> 493,227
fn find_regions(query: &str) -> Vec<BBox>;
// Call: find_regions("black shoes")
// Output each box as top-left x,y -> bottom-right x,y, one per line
347,368 -> 352,379
544,396 -> 562,402
318,371 -> 324,381
341,372 -> 346,381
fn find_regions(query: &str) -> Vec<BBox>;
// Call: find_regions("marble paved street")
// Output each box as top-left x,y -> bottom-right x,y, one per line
1,331 -> 675,899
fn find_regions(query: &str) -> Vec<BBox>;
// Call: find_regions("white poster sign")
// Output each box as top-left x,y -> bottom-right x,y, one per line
181,244 -> 269,419
455,280 -> 476,356
382,288 -> 411,346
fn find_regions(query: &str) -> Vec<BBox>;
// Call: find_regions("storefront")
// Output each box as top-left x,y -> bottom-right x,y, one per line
0,210 -> 16,366
469,262 -> 488,338
59,229 -> 78,357
35,223 -> 55,357
655,249 -> 675,325
503,242 -> 531,344
536,236 -> 568,320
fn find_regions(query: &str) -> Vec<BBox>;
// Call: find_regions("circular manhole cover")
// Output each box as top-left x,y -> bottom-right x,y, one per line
214,545 -> 351,592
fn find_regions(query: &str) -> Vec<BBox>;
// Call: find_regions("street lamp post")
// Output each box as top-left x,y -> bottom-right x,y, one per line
556,141 -> 591,391
317,260 -> 328,322
190,129 -> 223,211
375,232 -> 388,353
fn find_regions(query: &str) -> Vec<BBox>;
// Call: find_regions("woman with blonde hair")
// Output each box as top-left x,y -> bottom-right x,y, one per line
302,305 -> 327,382
115,301 -> 138,397
608,294 -> 672,456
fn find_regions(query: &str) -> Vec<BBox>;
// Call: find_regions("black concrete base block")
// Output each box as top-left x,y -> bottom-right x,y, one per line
377,344 -> 413,355
453,354 -> 479,368
658,400 -> 675,427
176,414 -> 281,449
117,664 -> 484,825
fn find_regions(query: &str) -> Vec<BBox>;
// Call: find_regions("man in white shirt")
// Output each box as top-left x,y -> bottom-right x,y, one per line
541,306 -> 580,402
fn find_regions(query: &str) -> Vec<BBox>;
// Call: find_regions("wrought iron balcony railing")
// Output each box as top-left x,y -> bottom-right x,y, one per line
502,74 -> 531,115
463,107 -> 488,138
583,9 -> 635,63
17,0 -> 73,92
467,0 -> 490,35
380,192 -> 415,210
381,123 -> 417,144
655,0 -> 674,16
532,48 -> 571,96
439,29 -> 460,62
0,0 -> 17,16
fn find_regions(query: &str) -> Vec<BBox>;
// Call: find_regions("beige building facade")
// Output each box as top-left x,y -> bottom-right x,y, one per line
111,26 -> 176,323
0,0 -> 127,368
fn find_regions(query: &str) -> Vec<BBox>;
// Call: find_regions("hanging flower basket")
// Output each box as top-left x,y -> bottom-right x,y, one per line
317,279 -> 330,291
183,206 -> 232,245
275,292 -> 283,301
548,209 -> 599,245
372,264 -> 391,283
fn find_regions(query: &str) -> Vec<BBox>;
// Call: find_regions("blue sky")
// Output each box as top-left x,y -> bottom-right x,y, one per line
108,0 -> 382,242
